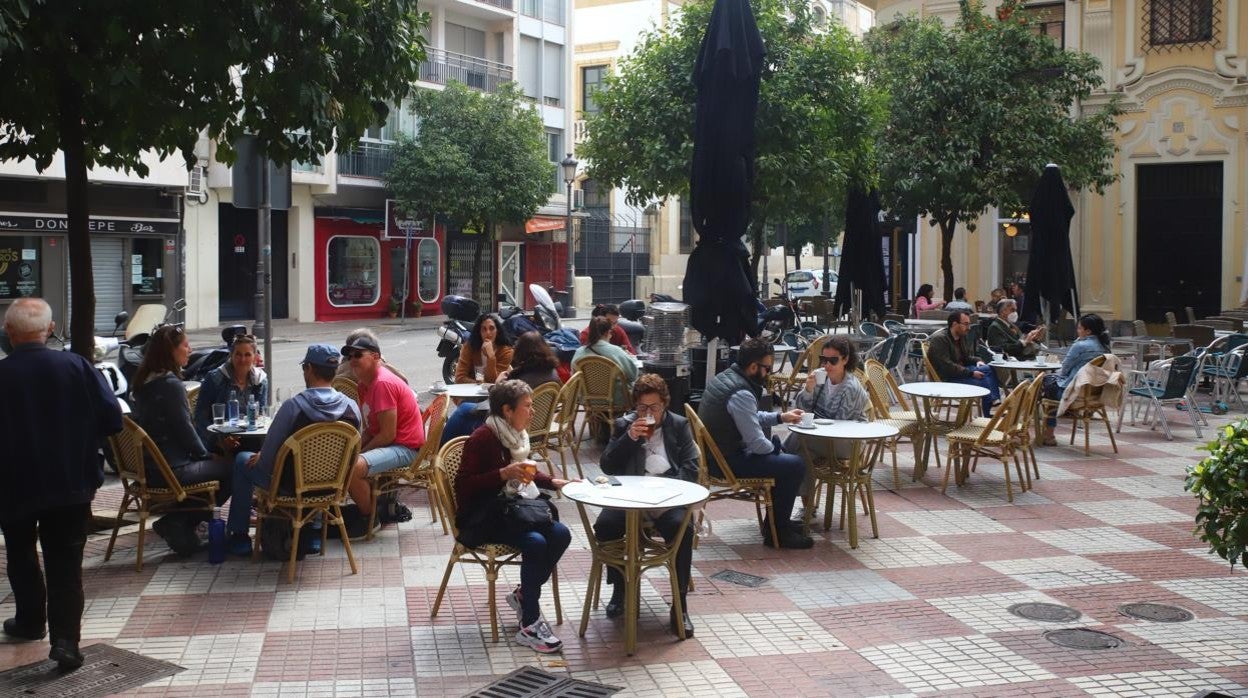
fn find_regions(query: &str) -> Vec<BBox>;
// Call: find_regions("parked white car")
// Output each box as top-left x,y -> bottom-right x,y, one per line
783,269 -> 838,298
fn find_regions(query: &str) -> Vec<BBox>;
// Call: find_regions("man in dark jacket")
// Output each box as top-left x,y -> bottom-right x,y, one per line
227,344 -> 362,555
927,310 -> 1000,415
594,374 -> 699,637
0,298 -> 122,670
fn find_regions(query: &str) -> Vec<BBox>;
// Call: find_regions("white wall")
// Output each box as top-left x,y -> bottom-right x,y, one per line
0,149 -> 189,188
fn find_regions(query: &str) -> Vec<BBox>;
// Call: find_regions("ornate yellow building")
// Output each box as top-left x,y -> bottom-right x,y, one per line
870,0 -> 1247,322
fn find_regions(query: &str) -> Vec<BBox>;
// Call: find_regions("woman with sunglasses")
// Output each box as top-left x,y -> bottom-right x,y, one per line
783,336 -> 869,460
131,325 -> 233,556
193,334 -> 268,453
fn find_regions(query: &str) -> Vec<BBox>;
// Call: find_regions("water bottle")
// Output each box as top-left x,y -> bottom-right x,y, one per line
227,389 -> 240,424
208,507 -> 226,564
246,395 -> 258,429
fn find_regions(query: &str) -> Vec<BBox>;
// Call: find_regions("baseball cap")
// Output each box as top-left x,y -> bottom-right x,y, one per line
301,343 -> 341,368
340,336 -> 381,356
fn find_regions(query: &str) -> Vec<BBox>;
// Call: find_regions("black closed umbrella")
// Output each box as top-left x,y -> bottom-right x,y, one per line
1022,164 -> 1080,325
834,186 -> 887,321
682,0 -> 765,342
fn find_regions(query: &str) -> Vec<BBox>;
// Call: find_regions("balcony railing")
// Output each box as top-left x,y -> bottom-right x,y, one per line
476,0 -> 514,10
573,119 -> 588,144
292,156 -> 324,174
337,141 -> 394,179
419,47 -> 513,94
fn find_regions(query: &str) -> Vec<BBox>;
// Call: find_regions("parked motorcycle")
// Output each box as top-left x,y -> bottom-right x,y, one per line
617,299 -> 647,352
183,324 -> 250,382
436,295 -> 480,384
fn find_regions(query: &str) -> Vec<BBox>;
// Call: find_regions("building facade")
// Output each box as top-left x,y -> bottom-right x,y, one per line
872,0 -> 1248,322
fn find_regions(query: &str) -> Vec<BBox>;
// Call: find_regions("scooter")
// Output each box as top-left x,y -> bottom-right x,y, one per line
617,299 -> 647,352
184,324 -> 250,382
436,295 -> 480,384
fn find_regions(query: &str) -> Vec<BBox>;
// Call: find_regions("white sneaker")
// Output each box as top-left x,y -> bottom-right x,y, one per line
505,586 -> 522,622
515,618 -> 562,654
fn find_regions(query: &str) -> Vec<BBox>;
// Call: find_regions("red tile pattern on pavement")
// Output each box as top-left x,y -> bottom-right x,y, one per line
2,408 -> 1247,697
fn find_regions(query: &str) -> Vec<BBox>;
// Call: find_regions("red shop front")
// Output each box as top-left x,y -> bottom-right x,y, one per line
313,212 -> 446,321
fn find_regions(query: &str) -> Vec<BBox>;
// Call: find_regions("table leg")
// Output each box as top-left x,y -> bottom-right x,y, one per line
913,396 -> 935,481
846,440 -> 861,548
624,510 -> 640,656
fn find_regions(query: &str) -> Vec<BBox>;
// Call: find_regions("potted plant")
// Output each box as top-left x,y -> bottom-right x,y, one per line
1186,418 -> 1248,569
386,293 -> 401,318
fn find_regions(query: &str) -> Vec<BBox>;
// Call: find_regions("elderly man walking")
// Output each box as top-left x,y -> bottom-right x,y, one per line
0,298 -> 123,670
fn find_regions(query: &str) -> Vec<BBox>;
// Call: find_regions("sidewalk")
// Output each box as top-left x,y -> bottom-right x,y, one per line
184,316 -> 448,346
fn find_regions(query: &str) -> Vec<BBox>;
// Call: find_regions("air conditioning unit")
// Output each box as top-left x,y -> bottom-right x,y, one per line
187,164 -> 208,201
572,189 -> 584,210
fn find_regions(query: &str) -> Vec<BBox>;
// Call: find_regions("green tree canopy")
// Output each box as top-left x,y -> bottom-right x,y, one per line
0,0 -> 425,356
580,0 -> 880,272
864,0 -> 1120,300
386,81 -> 552,302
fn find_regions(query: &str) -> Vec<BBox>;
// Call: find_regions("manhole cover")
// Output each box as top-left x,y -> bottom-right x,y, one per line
1119,602 -> 1194,623
0,644 -> 183,697
1045,629 -> 1126,650
710,569 -> 768,588
1008,602 -> 1081,623
470,666 -> 621,697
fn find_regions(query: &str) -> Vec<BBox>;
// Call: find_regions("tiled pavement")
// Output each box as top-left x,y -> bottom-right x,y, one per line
2,408 -> 1247,697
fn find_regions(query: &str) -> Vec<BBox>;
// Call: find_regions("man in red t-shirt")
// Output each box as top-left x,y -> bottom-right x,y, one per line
577,304 -> 635,354
342,336 -> 425,522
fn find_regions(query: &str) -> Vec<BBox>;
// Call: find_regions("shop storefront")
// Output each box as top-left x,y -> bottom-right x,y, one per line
313,210 -> 445,321
0,211 -> 180,332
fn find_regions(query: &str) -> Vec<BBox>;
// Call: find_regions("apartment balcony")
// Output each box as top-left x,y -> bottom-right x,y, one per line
476,0 -> 514,10
419,47 -> 513,93
337,141 -> 394,180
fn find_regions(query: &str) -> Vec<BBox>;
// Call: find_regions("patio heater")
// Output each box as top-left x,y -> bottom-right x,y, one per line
642,302 -> 693,408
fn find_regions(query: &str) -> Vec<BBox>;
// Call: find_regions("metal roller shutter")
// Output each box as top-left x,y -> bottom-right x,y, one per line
90,238 -> 125,332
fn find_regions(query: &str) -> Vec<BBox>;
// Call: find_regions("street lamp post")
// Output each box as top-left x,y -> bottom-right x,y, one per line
561,153 -> 578,316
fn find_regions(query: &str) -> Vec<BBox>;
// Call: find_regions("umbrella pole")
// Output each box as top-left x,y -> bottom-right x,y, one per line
706,337 -> 720,393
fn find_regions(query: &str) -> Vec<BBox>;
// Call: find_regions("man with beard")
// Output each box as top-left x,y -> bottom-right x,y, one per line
697,338 -> 810,548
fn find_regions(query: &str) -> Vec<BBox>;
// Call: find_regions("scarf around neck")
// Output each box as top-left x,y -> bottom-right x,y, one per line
486,414 -> 530,455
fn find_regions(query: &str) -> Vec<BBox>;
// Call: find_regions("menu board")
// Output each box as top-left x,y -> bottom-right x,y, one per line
0,238 -> 40,300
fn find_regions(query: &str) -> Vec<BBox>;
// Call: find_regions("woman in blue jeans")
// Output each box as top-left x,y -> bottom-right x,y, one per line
1041,314 -> 1111,445
454,380 -> 573,654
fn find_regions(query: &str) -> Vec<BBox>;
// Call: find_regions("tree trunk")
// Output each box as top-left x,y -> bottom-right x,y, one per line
938,216 -> 956,303
58,78 -> 95,359
748,217 -> 766,282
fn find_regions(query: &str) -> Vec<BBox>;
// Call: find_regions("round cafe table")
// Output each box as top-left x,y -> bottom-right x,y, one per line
788,420 -> 899,547
897,382 -> 989,481
432,383 -> 493,401
208,421 -> 270,438
562,476 -> 709,655
989,359 -> 1061,374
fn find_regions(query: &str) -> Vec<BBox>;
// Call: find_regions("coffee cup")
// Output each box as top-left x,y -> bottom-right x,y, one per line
432,379 -> 446,391
800,412 -> 815,427
813,368 -> 827,386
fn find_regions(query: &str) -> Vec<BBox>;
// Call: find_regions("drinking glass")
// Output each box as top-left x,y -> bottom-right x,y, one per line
212,403 -> 226,426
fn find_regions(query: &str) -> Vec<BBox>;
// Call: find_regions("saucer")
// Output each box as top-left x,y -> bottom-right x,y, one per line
789,424 -> 817,431
814,418 -> 835,425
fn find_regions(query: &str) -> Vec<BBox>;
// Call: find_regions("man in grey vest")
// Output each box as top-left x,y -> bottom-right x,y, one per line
697,338 -> 812,549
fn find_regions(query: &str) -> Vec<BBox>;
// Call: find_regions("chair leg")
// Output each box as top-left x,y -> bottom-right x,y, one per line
336,507 -> 359,576
580,560 -> 602,637
1002,457 -> 1014,504
252,510 -> 264,562
764,489 -> 779,546
1101,410 -> 1118,453
104,495 -> 130,563
550,565 -> 563,626
287,517 -> 302,584
823,477 -> 835,532
864,478 -> 879,539
668,559 -> 686,641
890,441 -> 901,492
366,483 -> 380,542
134,511 -> 146,573
431,551 -> 459,619
940,444 -> 957,494
486,565 -> 500,643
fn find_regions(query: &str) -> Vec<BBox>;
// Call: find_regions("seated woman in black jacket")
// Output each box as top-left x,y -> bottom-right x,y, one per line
594,374 -> 700,638
130,325 -> 233,555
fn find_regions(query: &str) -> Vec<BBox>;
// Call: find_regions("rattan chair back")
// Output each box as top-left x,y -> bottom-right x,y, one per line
684,404 -> 739,488
576,356 -> 632,412
433,437 -> 470,540
108,416 -> 186,498
267,421 -> 361,500
331,375 -> 359,403
186,385 -> 201,415
527,381 -> 561,440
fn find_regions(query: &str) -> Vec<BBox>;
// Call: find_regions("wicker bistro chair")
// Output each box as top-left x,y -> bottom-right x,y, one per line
574,356 -> 633,445
525,382 -> 564,478
943,384 -> 1029,502
683,405 -> 780,548
791,425 -> 890,547
105,417 -> 221,572
1013,375 -> 1047,484
252,422 -> 362,583
331,375 -> 359,403
1040,355 -> 1120,456
541,373 -> 585,479
365,394 -> 451,540
863,359 -> 921,490
430,437 -> 563,642
767,342 -> 811,410
186,384 -> 201,415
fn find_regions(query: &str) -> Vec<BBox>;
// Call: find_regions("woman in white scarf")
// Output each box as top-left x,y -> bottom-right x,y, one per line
454,380 -> 573,654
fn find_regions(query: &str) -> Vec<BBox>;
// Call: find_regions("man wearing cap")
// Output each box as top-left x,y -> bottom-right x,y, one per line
342,335 -> 425,533
225,344 -> 362,555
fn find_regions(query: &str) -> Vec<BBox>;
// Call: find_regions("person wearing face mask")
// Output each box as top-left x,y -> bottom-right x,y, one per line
987,299 -> 1043,360
697,339 -> 810,549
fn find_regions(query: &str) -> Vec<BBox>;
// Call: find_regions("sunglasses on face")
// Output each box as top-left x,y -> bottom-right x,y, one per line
345,350 -> 367,360
819,355 -> 842,366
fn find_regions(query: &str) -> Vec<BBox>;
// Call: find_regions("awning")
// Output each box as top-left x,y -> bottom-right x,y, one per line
525,216 -> 565,234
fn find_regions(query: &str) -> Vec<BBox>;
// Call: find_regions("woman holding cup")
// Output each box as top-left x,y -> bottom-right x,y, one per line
455,380 -> 573,653
783,336 -> 870,455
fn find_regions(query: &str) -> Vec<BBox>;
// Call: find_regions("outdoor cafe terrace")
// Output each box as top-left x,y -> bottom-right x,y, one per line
1,342 -> 1246,697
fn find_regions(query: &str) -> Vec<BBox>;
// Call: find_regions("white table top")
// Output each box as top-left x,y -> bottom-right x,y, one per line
898,382 -> 990,399
208,421 -> 270,437
787,420 -> 899,440
730,344 -> 796,352
184,381 -> 201,392
989,360 -> 1062,371
904,319 -> 947,328
433,383 -> 493,399
562,475 -> 709,510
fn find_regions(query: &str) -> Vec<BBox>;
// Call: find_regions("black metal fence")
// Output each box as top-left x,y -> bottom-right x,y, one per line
577,209 -> 650,304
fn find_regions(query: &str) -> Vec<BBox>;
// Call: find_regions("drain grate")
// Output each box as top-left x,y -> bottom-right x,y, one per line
1007,602 -> 1081,623
710,569 -> 768,588
1044,629 -> 1126,650
470,666 -> 621,697
1119,602 -> 1194,623
0,643 -> 183,697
